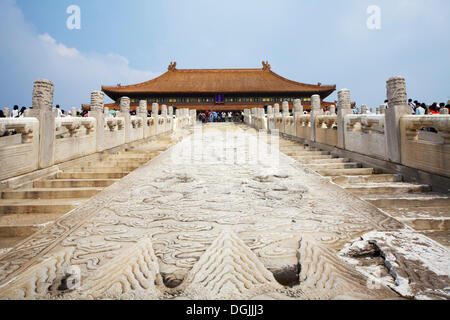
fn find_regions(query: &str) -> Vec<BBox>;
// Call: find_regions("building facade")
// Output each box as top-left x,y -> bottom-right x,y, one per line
99,61 -> 336,112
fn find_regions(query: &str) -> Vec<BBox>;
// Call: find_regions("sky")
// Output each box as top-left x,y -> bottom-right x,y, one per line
0,0 -> 449,110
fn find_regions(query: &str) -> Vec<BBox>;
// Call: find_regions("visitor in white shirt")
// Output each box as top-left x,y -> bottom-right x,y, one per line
11,105 -> 19,118
55,105 -> 63,118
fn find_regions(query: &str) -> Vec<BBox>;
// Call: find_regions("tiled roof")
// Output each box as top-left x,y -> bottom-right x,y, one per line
102,63 -> 336,98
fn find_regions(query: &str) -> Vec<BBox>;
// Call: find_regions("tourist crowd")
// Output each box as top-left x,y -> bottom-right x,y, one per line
198,111 -> 244,123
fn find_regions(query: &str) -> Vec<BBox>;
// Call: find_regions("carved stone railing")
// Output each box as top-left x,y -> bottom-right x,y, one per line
346,115 -> 385,134
0,118 -> 40,180
284,116 -> 295,136
130,116 -> 143,129
400,115 -> 450,177
55,118 -> 96,137
296,115 -> 311,127
54,118 -> 97,164
344,115 -> 387,159
402,115 -> 450,143
295,115 -> 311,140
0,118 -> 37,143
315,115 -> 338,146
316,115 -> 337,129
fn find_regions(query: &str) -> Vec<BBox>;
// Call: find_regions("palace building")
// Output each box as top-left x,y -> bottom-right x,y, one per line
97,61 -> 336,112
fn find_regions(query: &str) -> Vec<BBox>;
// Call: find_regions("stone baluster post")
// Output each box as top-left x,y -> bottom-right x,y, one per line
329,105 -> 336,115
337,89 -> 352,149
244,109 -> 250,125
152,103 -> 159,134
281,101 -> 290,134
361,105 -> 368,114
71,107 -> 77,118
120,97 -> 131,143
27,79 -> 56,168
440,108 -> 449,115
274,104 -> 280,116
379,105 -> 386,115
4,108 -> 10,118
310,95 -> 321,142
88,91 -> 105,151
385,76 -> 411,163
137,100 -> 148,137
191,109 -> 197,125
376,106 -> 381,115
293,99 -> 303,137
168,106 -> 174,131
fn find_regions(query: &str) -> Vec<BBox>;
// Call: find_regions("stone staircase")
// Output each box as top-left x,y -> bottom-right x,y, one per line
276,138 -> 450,247
0,141 -> 172,251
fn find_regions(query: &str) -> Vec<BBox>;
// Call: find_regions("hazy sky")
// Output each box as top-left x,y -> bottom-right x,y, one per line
1,0 -> 449,110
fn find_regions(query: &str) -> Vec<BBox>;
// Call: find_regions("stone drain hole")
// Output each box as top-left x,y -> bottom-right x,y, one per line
161,273 -> 184,289
272,263 -> 301,288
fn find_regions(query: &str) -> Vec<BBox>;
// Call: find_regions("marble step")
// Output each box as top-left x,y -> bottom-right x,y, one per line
381,206 -> 450,220
108,154 -> 154,159
57,172 -> 129,179
104,156 -> 153,163
307,162 -> 361,170
343,183 -> 431,195
364,193 -> 450,208
399,217 -> 450,231
0,187 -> 103,200
304,158 -> 351,164
293,155 -> 333,162
316,168 -> 375,176
279,146 -> 310,152
0,213 -> 62,237
84,161 -> 147,167
118,151 -> 159,156
0,198 -> 87,214
285,151 -> 329,157
64,167 -> 136,173
332,174 -> 403,184
34,179 -> 118,188
0,237 -> 26,250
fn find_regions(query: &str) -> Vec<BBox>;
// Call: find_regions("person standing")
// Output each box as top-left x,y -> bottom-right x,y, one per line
55,105 -> 63,118
11,105 -> 19,118
18,107 -> 27,117
408,99 -> 416,114
415,104 -> 425,115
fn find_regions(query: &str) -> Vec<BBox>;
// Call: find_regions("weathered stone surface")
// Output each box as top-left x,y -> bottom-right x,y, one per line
385,77 -> 411,163
274,104 -> 280,115
0,125 -> 409,300
137,100 -> 147,114
119,97 -> 130,113
310,95 -> 321,142
90,91 -> 104,112
337,89 -> 352,149
28,79 -> 56,168
32,79 -> 54,111
387,76 -> 407,108
152,103 -> 159,116
282,101 -> 289,115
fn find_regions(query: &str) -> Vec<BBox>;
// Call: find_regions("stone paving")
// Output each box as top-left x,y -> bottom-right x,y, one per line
0,124 -> 448,300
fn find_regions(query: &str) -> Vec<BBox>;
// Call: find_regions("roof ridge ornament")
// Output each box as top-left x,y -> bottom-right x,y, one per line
262,61 -> 271,71
168,61 -> 177,71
